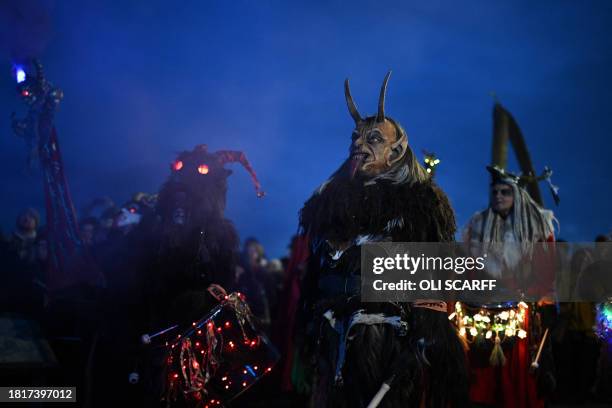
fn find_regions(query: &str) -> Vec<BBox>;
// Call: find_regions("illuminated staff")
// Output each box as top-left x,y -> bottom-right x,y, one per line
11,60 -> 64,168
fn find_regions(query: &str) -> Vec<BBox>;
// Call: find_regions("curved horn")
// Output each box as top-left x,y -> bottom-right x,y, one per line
376,71 -> 392,122
344,78 -> 362,124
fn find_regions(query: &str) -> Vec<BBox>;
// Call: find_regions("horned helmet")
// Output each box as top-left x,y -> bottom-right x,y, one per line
344,71 -> 409,179
157,145 -> 264,225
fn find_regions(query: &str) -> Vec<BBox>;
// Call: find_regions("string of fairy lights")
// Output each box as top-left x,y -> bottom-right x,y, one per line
449,302 -> 529,342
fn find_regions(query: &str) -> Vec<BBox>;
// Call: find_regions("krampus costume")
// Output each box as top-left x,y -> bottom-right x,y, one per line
141,145 -> 264,329
93,145 -> 265,407
298,73 -> 468,407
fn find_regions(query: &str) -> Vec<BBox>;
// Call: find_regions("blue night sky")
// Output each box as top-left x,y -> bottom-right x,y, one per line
1,0 -> 611,257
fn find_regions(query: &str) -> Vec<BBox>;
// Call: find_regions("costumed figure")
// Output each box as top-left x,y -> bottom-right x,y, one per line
10,59 -> 105,406
99,144 -> 277,407
298,72 -> 469,407
11,59 -> 104,292
142,145 -> 264,329
460,103 -> 559,407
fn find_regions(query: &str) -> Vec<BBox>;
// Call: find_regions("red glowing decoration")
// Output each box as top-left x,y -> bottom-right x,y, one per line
162,292 -> 280,406
198,164 -> 209,175
173,160 -> 184,171
21,90 -> 30,97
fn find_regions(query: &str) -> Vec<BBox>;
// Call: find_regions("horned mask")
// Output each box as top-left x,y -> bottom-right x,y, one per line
345,72 -> 409,179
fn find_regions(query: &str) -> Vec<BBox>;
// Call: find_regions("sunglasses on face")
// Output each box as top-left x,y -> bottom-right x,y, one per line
491,187 -> 513,197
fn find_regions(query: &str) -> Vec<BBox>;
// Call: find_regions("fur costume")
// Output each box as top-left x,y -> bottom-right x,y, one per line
298,73 -> 468,408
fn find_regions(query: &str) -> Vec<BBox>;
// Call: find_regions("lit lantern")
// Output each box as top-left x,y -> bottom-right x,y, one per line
198,164 -> 209,174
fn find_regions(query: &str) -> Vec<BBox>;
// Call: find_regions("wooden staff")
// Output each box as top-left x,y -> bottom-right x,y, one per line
530,328 -> 549,370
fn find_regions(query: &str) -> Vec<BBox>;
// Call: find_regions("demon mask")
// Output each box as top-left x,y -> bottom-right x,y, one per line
345,72 -> 408,179
157,145 -> 264,226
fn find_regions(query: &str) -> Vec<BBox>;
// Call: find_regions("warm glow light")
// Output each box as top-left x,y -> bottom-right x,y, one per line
173,160 -> 184,171
198,164 -> 209,174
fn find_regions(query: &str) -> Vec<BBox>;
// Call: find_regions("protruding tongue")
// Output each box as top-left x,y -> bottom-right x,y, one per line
349,154 -> 364,179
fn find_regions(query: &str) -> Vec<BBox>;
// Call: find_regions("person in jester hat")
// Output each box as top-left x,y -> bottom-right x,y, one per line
92,145 -> 267,407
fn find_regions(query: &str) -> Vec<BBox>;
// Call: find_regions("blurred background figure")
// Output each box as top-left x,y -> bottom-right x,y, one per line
79,217 -> 98,248
236,237 -> 278,333
8,207 -> 40,263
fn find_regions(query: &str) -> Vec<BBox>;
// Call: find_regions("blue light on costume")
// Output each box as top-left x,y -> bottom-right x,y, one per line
244,365 -> 256,377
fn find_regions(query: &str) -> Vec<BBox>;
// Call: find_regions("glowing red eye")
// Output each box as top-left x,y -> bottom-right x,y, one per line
173,160 -> 183,171
21,90 -> 30,97
129,208 -> 136,214
198,164 -> 209,175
